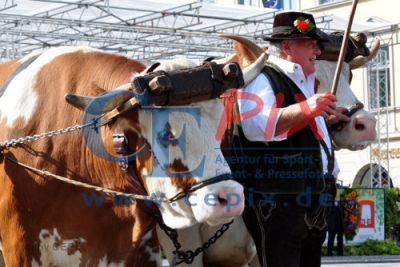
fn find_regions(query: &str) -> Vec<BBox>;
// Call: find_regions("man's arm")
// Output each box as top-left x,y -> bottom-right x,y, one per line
239,76 -> 349,141
275,93 -> 348,135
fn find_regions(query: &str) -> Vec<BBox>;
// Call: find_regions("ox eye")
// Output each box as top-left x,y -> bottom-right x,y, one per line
157,123 -> 179,148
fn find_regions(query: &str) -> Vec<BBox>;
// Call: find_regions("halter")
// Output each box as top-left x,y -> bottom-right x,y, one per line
328,102 -> 364,132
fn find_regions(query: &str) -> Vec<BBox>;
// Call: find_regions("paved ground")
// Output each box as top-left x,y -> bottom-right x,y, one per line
162,256 -> 400,267
323,264 -> 399,267
321,255 -> 400,266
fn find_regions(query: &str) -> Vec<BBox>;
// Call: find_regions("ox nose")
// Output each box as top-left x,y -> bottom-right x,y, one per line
352,115 -> 377,141
215,188 -> 245,216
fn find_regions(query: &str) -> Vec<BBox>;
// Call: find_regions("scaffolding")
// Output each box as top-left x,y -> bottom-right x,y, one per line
369,46 -> 391,188
0,0 -> 337,63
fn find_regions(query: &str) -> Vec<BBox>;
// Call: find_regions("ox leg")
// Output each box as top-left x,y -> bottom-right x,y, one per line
156,224 -> 204,267
157,219 -> 260,267
0,245 -> 4,267
248,255 -> 261,267
0,231 -> 30,266
0,193 -> 30,266
200,219 -> 259,267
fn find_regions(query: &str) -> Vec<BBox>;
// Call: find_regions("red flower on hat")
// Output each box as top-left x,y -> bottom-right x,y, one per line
293,17 -> 315,34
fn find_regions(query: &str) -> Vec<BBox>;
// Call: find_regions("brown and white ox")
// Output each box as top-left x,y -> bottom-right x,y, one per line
0,46 -> 265,266
159,35 -> 380,267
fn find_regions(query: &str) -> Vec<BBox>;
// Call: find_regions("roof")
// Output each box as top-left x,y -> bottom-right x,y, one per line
0,0 -> 394,63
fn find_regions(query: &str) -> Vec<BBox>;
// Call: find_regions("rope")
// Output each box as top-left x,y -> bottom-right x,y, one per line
5,155 -> 157,203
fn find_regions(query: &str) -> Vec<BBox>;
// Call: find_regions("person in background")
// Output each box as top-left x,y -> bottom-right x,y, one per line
327,188 -> 344,256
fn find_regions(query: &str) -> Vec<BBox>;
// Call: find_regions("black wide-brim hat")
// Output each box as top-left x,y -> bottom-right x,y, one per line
263,11 -> 327,42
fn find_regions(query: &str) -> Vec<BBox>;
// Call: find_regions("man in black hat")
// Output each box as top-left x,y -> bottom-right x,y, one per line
232,11 -> 349,267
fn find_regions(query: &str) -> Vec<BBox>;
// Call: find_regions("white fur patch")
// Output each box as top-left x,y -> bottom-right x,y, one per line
18,50 -> 44,64
31,228 -> 86,267
97,256 -> 124,267
315,61 -> 357,107
0,46 -> 100,128
139,231 -> 161,266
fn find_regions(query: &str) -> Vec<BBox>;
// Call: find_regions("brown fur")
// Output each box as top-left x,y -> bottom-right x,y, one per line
0,58 -> 21,85
0,49 -> 171,266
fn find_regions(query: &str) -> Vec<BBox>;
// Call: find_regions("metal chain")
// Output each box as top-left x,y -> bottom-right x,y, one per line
159,219 -> 234,266
0,119 -> 98,150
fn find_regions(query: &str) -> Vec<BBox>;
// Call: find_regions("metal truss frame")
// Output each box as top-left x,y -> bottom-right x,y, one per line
0,0 -> 335,62
369,47 -> 391,188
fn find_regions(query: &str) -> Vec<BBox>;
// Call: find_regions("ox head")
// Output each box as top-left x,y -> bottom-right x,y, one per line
65,54 -> 266,229
315,36 -> 380,150
221,33 -> 379,151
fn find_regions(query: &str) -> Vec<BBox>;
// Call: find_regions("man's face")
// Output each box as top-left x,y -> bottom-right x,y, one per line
281,39 -> 322,77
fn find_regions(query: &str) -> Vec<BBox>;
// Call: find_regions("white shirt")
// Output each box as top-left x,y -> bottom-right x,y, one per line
238,55 -> 339,177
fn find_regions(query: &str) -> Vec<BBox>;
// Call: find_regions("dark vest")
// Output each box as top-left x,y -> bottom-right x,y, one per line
229,63 -> 326,194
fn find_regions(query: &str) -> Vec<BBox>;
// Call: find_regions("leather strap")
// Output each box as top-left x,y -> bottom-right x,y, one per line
98,97 -> 140,127
112,126 -> 149,197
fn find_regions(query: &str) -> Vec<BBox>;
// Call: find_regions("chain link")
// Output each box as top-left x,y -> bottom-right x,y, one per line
159,219 -> 234,266
0,120 -> 98,150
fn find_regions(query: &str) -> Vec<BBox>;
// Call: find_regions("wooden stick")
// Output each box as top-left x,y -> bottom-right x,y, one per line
331,0 -> 359,95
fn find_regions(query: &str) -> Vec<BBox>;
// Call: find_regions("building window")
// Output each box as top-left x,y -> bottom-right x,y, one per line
319,0 -> 341,4
238,0 -> 258,5
368,45 -> 391,109
262,0 -> 283,9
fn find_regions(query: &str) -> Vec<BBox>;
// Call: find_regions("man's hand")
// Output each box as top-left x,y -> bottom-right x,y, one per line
305,93 -> 337,119
326,107 -> 350,131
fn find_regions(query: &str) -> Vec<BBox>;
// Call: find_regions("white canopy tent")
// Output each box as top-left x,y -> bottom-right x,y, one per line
0,0 -> 394,63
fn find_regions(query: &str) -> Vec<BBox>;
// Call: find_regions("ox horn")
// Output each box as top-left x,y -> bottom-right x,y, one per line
65,83 -> 133,114
65,94 -> 93,111
218,33 -> 267,85
349,38 -> 380,69
218,33 -> 264,61
242,53 -> 267,85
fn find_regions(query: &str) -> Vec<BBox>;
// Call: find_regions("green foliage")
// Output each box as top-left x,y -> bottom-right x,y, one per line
384,188 -> 399,239
323,240 -> 400,256
345,240 -> 400,256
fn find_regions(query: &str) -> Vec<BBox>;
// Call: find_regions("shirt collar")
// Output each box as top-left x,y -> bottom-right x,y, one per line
269,55 -> 300,74
268,55 -> 316,96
